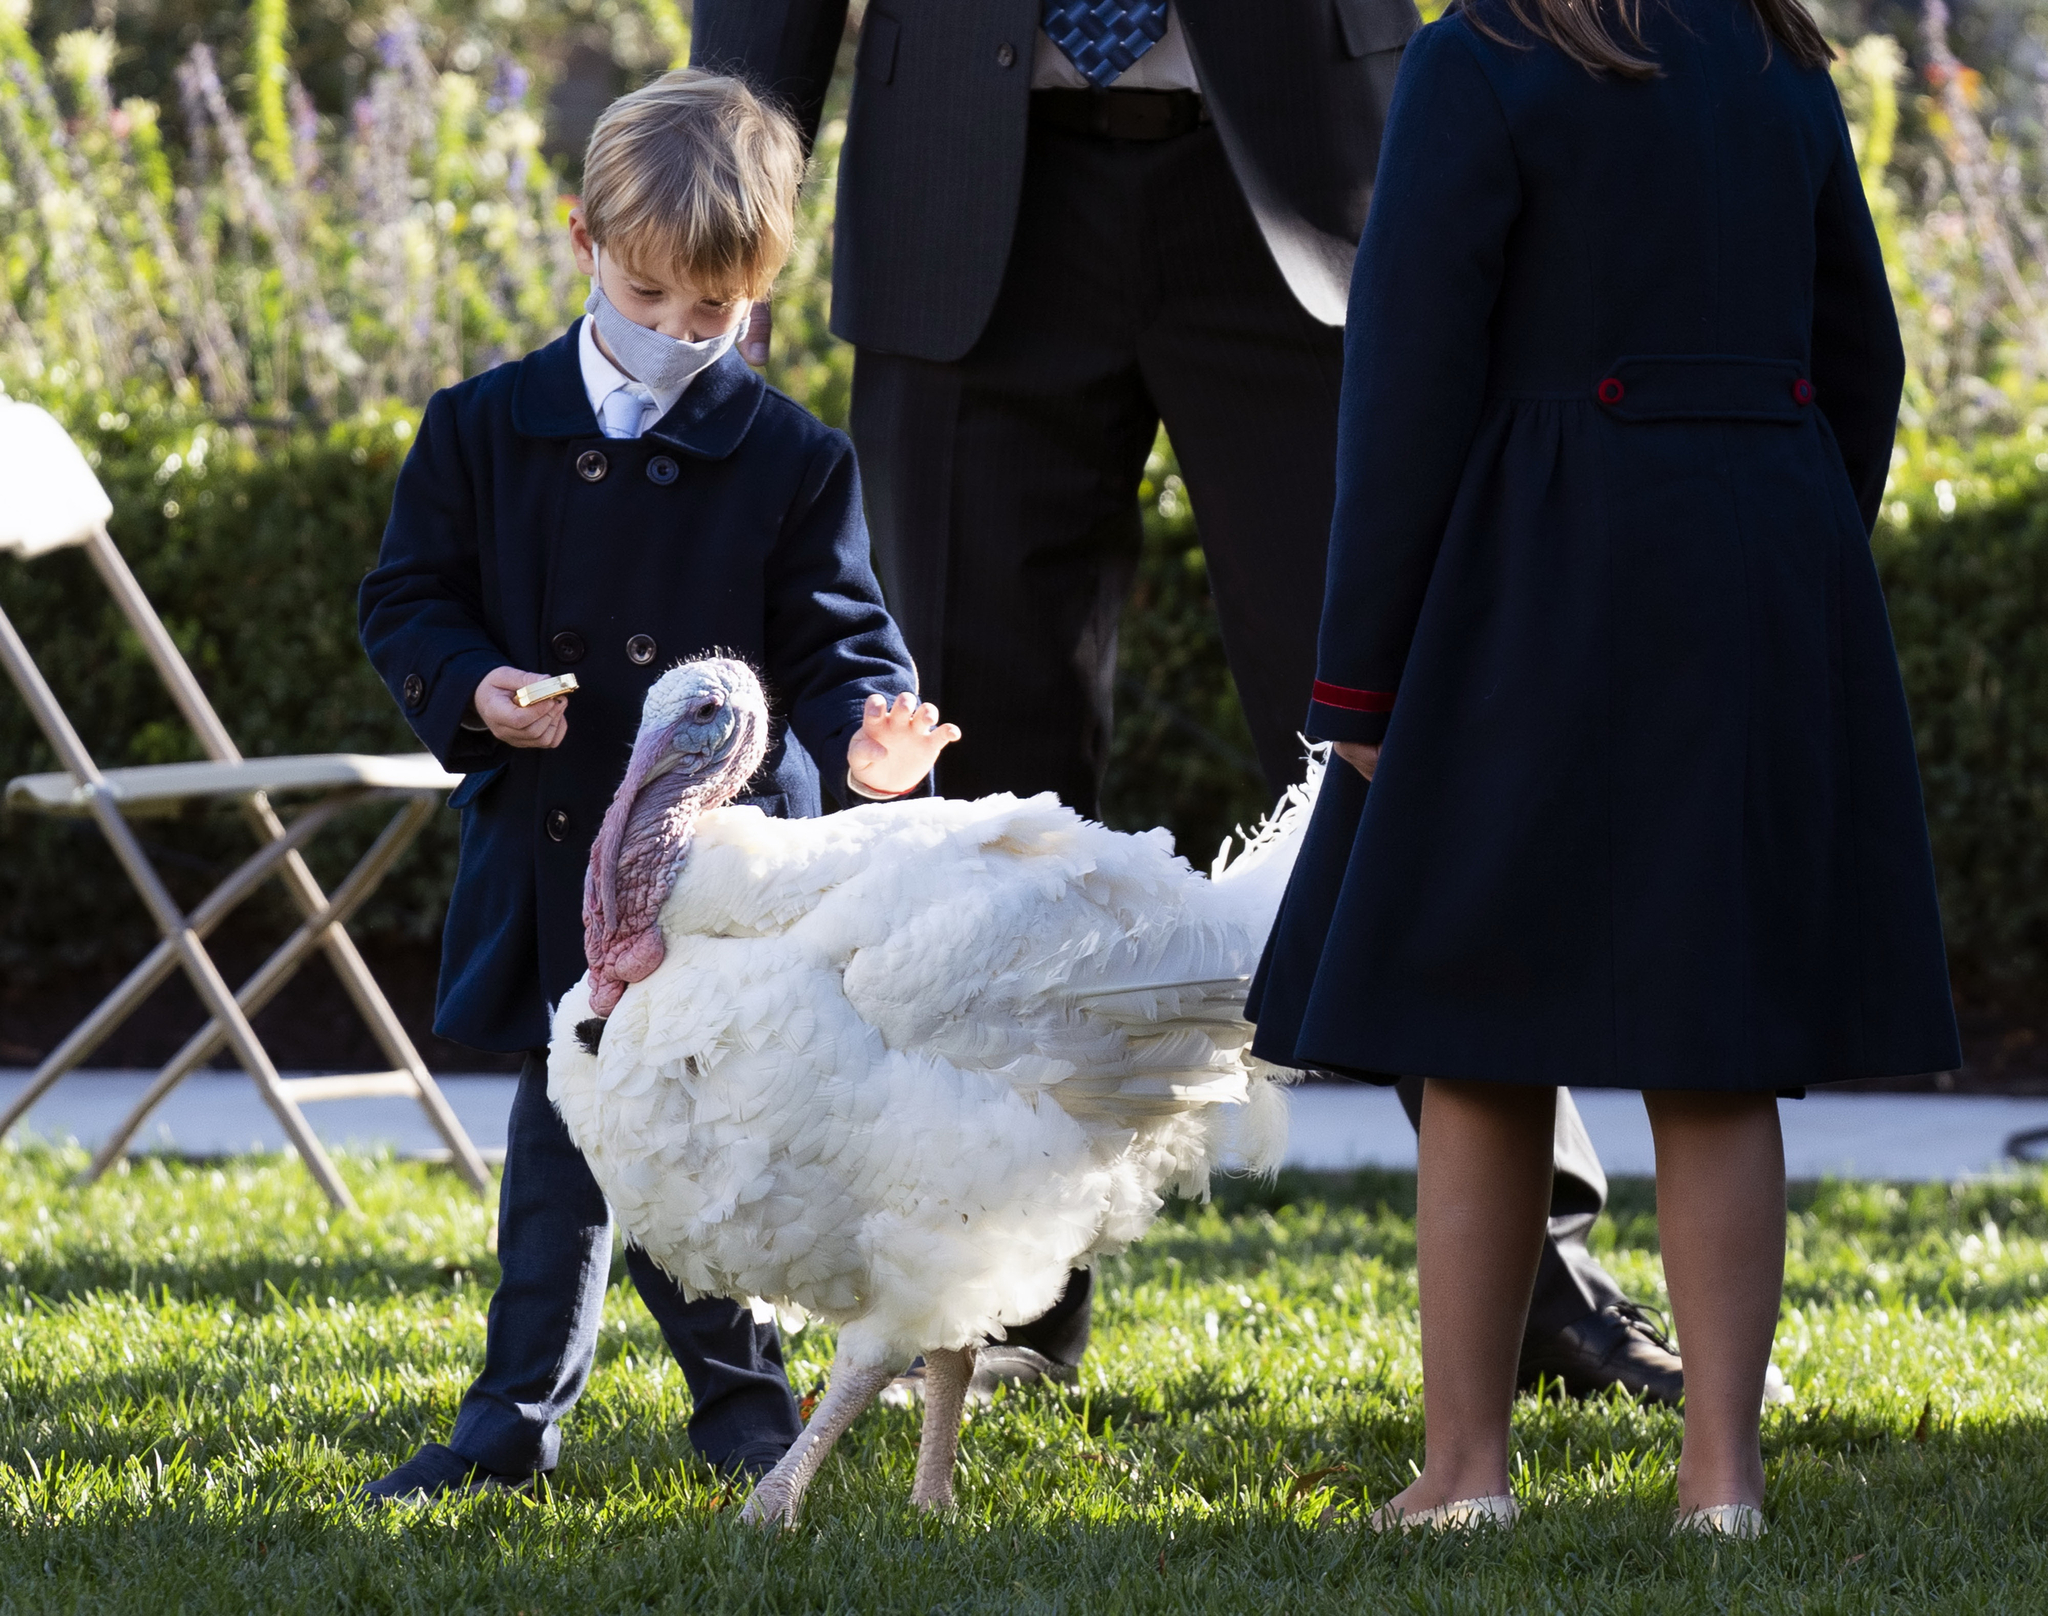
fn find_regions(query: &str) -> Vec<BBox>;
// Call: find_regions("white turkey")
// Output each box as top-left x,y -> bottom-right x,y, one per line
548,657 -> 1316,1526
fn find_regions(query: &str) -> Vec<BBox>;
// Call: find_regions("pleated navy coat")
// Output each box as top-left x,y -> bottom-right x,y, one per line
359,328 -> 917,1053
1248,0 -> 1961,1091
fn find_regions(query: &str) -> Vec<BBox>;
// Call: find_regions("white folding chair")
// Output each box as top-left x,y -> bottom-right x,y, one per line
0,400 -> 490,1208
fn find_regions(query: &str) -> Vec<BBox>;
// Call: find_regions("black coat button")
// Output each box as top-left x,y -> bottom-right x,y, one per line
647,455 -> 679,486
576,450 -> 608,482
626,634 -> 658,666
545,807 -> 570,842
550,630 -> 587,664
996,41 -> 1016,67
402,673 -> 425,709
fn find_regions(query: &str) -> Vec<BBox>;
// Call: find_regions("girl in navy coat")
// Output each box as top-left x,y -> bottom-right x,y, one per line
1250,0 -> 1958,1534
355,71 -> 957,1500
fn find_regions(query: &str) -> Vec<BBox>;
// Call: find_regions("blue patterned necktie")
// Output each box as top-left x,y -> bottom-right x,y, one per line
1042,0 -> 1169,89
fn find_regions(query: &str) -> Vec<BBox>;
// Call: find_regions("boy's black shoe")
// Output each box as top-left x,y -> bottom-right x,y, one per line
718,1439 -> 794,1482
1517,1302 -> 1685,1407
357,1442 -> 536,1504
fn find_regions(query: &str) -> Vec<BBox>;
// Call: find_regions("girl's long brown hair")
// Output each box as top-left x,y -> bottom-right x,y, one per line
1465,0 -> 1832,79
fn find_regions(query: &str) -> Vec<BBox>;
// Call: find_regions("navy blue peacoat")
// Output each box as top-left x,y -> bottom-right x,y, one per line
360,325 -> 918,1052
1249,0 -> 1961,1091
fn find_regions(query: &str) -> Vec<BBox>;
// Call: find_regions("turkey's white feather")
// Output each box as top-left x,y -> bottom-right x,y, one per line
550,763 -> 1320,1369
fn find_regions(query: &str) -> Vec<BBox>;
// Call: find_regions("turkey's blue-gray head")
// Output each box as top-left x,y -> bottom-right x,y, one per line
582,656 -> 769,1018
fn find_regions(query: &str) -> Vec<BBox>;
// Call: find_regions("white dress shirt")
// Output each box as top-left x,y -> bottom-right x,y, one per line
579,315 -> 690,438
1032,4 -> 1200,91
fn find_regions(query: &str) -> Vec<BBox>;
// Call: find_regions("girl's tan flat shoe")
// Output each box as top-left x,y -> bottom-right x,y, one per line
1674,1503 -> 1766,1539
1367,1493 -> 1520,1532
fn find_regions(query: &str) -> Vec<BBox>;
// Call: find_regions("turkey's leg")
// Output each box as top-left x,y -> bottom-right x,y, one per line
910,1345 -> 977,1511
738,1349 -> 895,1529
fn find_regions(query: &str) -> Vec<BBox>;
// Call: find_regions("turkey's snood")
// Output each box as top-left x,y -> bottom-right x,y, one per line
582,694 -> 765,1018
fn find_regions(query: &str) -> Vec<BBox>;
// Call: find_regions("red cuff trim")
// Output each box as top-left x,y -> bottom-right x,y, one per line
1312,679 -> 1396,713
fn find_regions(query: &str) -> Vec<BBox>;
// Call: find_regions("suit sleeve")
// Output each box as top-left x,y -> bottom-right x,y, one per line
692,0 -> 850,151
357,389 -> 507,772
764,428 -> 925,807
1306,20 -> 1520,747
1810,95 -> 1906,535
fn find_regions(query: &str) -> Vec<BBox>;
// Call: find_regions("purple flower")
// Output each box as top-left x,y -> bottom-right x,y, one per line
490,58 -> 530,112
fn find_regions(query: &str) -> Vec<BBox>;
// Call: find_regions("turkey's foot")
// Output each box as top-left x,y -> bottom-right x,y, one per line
910,1345 -> 976,1512
737,1351 -> 894,1529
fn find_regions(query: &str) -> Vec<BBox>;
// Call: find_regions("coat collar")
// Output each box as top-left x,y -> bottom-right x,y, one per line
509,318 -> 766,460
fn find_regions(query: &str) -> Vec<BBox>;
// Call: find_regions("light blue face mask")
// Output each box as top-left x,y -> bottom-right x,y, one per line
584,244 -> 746,393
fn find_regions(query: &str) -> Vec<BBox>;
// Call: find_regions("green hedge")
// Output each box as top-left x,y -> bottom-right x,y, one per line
1875,442 -> 2048,1011
5,414 -> 2048,1026
0,408 -> 436,981
0,409 -> 1263,985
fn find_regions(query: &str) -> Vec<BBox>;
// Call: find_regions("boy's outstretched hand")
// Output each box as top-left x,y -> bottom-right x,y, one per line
847,692 -> 961,798
474,666 -> 569,749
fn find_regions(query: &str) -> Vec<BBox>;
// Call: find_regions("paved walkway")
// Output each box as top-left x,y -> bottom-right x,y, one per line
4,1071 -> 2048,1182
1284,1084 -> 2048,1181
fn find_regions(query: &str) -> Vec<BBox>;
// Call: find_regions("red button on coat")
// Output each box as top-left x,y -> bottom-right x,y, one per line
1597,377 -> 1625,405
1792,378 -> 1815,404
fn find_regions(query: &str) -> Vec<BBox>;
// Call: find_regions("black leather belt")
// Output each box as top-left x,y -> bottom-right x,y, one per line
1031,88 -> 1207,141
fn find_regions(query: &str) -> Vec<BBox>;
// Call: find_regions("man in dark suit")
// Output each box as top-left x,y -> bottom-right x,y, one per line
692,0 -> 1683,1406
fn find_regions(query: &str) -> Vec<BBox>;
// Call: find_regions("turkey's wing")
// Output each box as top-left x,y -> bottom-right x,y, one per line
820,797 -> 1262,1130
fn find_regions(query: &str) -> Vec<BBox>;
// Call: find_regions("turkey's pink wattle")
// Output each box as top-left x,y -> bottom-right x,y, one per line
581,672 -> 769,1017
584,753 -> 696,1012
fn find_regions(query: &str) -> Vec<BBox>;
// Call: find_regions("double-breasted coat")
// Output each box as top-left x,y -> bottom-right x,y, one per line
1248,0 -> 1961,1091
360,327 -> 918,1052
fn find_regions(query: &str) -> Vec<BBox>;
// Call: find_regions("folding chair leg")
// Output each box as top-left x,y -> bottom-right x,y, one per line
248,801 -> 492,1194
0,603 -> 354,1209
309,925 -> 493,1192
0,795 -> 355,1144
79,797 -> 441,1192
87,532 -> 491,1195
83,793 -> 358,1210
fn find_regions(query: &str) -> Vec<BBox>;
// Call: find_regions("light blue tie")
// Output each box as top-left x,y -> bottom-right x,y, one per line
1043,0 -> 1168,88
600,383 -> 656,440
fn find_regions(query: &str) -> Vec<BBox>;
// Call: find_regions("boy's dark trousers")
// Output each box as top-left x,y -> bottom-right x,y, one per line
447,1050 -> 804,1477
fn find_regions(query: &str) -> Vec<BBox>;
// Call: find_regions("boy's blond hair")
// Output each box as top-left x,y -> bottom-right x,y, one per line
581,69 -> 804,301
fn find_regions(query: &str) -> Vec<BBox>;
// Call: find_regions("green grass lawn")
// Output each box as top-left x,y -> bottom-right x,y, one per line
3,1144 -> 2047,1613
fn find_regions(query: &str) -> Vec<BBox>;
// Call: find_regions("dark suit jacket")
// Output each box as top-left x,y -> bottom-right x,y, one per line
1250,0 -> 1958,1091
359,326 -> 917,1051
693,0 -> 1419,360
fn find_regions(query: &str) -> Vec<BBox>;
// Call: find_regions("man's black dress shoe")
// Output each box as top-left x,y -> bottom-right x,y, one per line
357,1442 -> 535,1504
1517,1302 -> 1685,1406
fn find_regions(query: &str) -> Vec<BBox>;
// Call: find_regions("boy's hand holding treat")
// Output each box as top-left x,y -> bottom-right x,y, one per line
847,692 -> 961,798
474,665 -> 571,748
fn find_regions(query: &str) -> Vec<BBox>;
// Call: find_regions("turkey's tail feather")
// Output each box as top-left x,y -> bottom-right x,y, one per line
1208,743 -> 1326,894
1038,756 -> 1325,1137
1214,1059 -> 1293,1177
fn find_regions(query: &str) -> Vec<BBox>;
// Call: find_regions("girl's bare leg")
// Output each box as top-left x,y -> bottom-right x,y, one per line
1643,1089 -> 1784,1513
1382,1079 -> 1556,1517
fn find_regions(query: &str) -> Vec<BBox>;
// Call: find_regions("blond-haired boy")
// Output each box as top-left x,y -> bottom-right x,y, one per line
357,71 -> 955,1500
